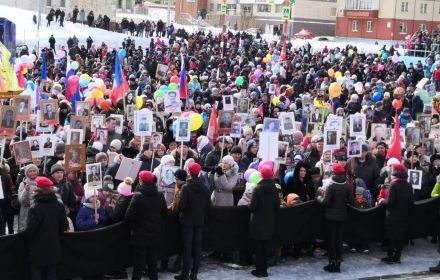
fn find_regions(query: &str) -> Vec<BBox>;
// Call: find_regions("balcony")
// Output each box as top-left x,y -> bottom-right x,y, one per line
343,0 -> 378,18
344,0 -> 379,10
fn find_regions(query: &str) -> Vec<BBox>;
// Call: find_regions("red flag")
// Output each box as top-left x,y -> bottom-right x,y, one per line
386,114 -> 402,161
259,104 -> 264,117
111,70 -> 129,106
207,104 -> 218,144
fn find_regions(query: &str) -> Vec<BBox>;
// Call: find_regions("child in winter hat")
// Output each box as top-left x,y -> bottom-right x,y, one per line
117,177 -> 134,197
76,184 -> 108,231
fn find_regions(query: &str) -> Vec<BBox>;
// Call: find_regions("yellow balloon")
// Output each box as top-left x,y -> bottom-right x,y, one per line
328,69 -> 334,77
91,89 -> 104,98
190,113 -> 203,131
348,49 -> 354,57
136,96 -> 143,109
334,71 -> 342,79
81,74 -> 92,82
329,82 -> 342,98
272,96 -> 280,106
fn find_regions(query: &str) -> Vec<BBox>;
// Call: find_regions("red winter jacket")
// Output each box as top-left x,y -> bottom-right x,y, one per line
433,69 -> 440,81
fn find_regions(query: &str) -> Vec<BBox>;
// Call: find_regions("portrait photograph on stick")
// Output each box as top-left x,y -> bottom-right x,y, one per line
110,114 -> 124,135
86,163 -> 102,187
324,128 -> 340,150
406,127 -> 421,146
65,144 -> 85,171
310,107 -> 324,124
280,112 -> 295,135
0,106 -> 17,136
70,116 -> 88,135
218,110 -> 233,135
75,101 -> 90,117
222,95 -> 234,111
370,123 -> 388,143
67,129 -> 84,145
13,95 -> 31,121
28,136 -> 41,158
134,109 -> 153,136
263,118 -> 281,133
347,140 -> 362,158
40,99 -> 59,125
164,90 -> 181,113
408,169 -> 423,190
91,114 -> 105,133
237,98 -> 249,114
349,114 -> 366,137
39,134 -> 56,157
13,140 -> 33,165
175,118 -> 191,142
96,128 -> 109,146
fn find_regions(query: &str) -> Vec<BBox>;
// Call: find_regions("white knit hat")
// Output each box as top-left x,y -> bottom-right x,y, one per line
92,141 -> 103,152
222,155 -> 235,166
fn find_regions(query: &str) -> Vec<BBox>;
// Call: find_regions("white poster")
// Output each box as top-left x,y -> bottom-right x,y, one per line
39,134 -> 57,157
259,132 -> 279,161
28,136 -> 41,158
134,109 -> 153,137
324,128 -> 341,151
164,90 -> 181,113
279,112 -> 296,135
349,114 -> 366,137
110,114 -> 124,135
115,157 -> 142,181
175,118 -> 191,142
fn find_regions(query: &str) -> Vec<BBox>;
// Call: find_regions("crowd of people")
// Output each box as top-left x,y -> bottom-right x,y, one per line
3,21 -> 440,279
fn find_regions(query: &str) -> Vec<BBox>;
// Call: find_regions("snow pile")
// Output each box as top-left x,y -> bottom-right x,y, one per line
0,4 -> 397,55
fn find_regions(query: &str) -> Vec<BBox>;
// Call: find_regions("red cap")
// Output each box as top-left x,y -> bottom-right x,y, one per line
392,163 -> 406,173
260,165 -> 274,179
139,171 -> 155,183
332,164 -> 346,175
187,162 -> 202,176
35,176 -> 54,189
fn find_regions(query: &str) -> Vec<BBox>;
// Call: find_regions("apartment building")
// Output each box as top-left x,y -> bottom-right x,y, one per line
336,0 -> 440,40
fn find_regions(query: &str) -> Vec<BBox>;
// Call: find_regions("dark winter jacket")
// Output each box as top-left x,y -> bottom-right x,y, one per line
304,147 -> 321,168
239,151 -> 257,172
104,195 -> 132,225
321,175 -> 353,221
178,177 -> 211,226
203,149 -> 227,172
346,155 -> 380,196
24,192 -> 68,267
381,179 -> 414,240
125,183 -> 167,246
76,204 -> 107,231
249,179 -> 280,240
52,178 -> 76,211
199,143 -> 214,168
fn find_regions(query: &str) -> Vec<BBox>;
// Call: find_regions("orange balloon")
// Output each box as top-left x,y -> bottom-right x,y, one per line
100,99 -> 111,110
91,89 -> 104,98
329,82 -> 342,98
84,97 -> 95,107
170,76 -> 179,84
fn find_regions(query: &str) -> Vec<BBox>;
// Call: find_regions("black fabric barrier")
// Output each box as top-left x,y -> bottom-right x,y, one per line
0,197 -> 439,279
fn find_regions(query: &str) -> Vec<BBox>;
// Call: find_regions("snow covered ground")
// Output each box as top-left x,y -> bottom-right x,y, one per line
74,238 -> 439,280
0,5 -> 398,56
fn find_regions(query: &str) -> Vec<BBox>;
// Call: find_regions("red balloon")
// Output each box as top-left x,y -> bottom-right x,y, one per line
392,99 -> 403,110
68,75 -> 79,86
170,76 -> 179,84
100,99 -> 111,110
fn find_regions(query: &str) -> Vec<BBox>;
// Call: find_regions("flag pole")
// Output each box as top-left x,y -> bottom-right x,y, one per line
180,141 -> 184,168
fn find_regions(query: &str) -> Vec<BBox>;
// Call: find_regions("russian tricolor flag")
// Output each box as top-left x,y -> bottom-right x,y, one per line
111,51 -> 129,106
179,55 -> 188,100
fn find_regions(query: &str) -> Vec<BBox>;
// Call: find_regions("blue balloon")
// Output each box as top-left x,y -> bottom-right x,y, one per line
119,49 -> 127,59
25,81 -> 35,91
284,171 -> 294,185
70,61 -> 79,70
381,52 -> 388,60
373,92 -> 382,102
160,85 -> 169,91
79,78 -> 89,88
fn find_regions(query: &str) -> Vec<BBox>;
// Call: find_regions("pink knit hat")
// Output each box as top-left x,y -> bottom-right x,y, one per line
117,177 -> 134,197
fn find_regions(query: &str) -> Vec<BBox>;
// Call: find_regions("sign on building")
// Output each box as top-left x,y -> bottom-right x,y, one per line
281,6 -> 290,20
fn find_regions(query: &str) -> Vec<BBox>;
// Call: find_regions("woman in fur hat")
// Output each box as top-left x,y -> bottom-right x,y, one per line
212,155 -> 239,206
17,164 -> 39,231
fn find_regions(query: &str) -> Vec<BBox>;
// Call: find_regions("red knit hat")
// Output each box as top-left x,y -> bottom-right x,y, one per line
260,165 -> 274,179
139,171 -> 155,183
332,164 -> 346,175
392,163 -> 408,179
187,162 -> 202,176
35,176 -> 54,189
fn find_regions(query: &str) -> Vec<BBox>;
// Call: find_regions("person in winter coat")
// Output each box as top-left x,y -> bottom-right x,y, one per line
175,163 -> 211,280
239,139 -> 258,172
400,108 -> 413,129
87,11 -> 94,27
212,155 -> 240,206
18,164 -> 39,231
238,183 -> 255,206
380,164 -> 414,264
197,136 -> 213,168
50,164 -> 76,213
104,177 -> 134,225
153,154 -> 177,205
79,9 -> 85,24
24,176 -> 68,280
125,171 -> 167,280
248,165 -> 279,277
44,142 -> 65,177
318,164 -> 353,273
204,136 -> 228,172
76,184 -> 107,231
49,35 -> 56,51
285,161 -> 315,201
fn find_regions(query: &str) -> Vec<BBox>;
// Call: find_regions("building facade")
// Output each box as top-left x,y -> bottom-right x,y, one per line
175,0 -> 336,36
336,0 -> 440,40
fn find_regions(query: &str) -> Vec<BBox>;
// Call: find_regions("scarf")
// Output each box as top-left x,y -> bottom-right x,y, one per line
84,200 -> 101,209
197,136 -> 209,153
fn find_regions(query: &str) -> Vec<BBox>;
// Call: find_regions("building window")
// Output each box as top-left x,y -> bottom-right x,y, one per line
257,4 -> 270,13
209,3 -> 214,11
275,5 -> 283,13
399,22 -> 408,34
243,5 -> 252,16
367,21 -> 373,32
420,3 -> 427,14
401,1 -> 408,12
345,0 -> 379,10
420,24 -> 426,32
60,0 -> 65,7
227,4 -> 236,15
330,7 -> 337,17
217,4 -> 221,11
352,20 -> 359,32
46,0 -> 51,6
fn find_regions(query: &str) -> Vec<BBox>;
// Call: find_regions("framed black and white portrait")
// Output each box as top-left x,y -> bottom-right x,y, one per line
218,110 -> 233,134
67,129 -> 84,145
406,127 -> 421,146
39,134 -> 57,157
230,122 -> 242,138
280,112 -> 295,135
134,109 -> 153,137
91,114 -> 105,133
75,101 -> 90,117
324,128 -> 340,150
13,95 -> 31,121
175,118 -> 191,142
268,84 -> 276,95
349,114 -> 366,137
28,136 -> 41,158
150,132 -> 163,150
263,118 -> 280,133
13,140 -> 33,165
237,98 -> 249,114
408,169 -> 422,190
347,140 -> 362,158
222,95 -> 234,111
309,107 -> 324,124
40,99 -> 59,125
110,114 -> 124,135
371,123 -> 388,143
86,163 -> 102,187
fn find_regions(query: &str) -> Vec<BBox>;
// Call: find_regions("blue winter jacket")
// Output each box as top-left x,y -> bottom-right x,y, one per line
76,205 -> 107,231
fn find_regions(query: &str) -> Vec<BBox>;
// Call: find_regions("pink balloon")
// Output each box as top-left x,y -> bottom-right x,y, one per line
254,69 -> 263,80
68,75 -> 79,87
244,168 -> 257,182
258,160 -> 274,172
13,63 -> 20,72
26,62 -> 34,69
378,65 -> 384,71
